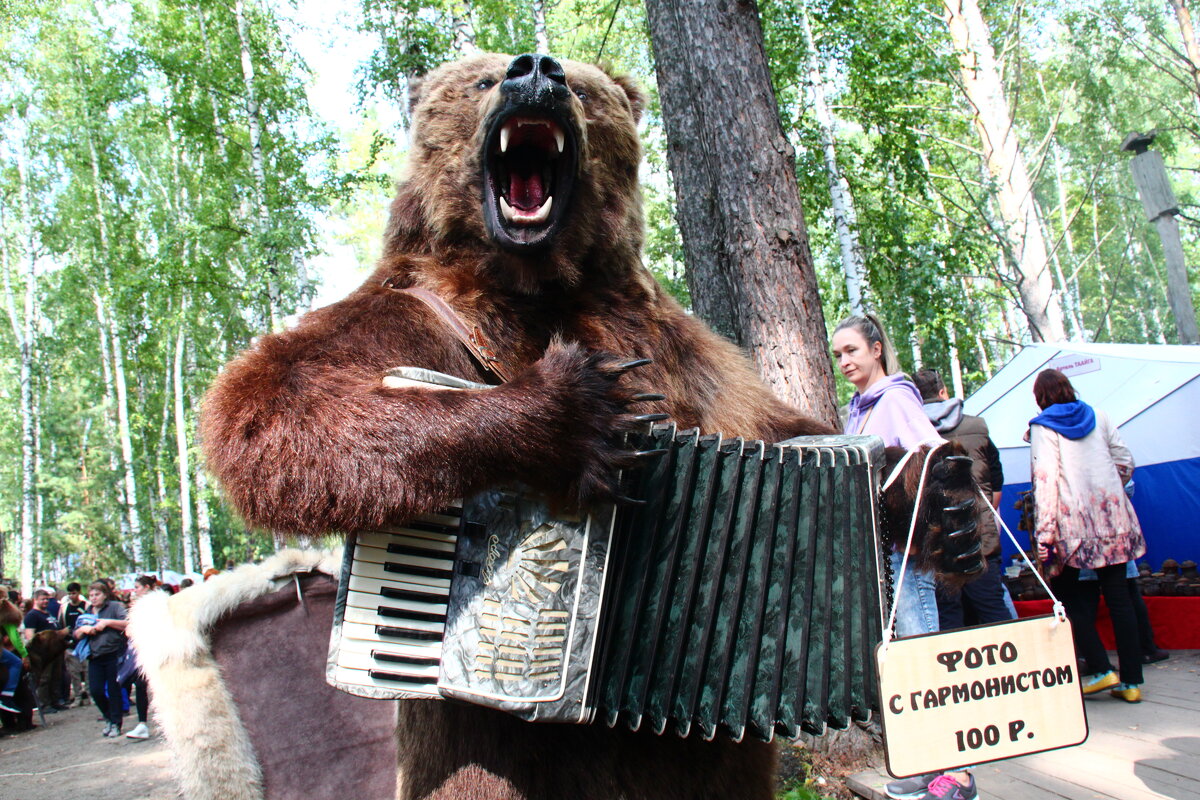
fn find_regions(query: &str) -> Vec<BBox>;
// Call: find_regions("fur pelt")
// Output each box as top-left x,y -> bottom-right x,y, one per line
130,549 -> 342,800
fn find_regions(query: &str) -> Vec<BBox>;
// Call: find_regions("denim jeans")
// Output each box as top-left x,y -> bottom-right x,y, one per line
1,647 -> 21,695
890,550 -> 940,638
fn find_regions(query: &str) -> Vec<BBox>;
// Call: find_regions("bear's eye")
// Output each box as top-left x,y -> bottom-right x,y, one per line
476,78 -> 496,91
574,89 -> 588,102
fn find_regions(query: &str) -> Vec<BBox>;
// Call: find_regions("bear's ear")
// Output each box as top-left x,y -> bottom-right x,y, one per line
611,74 -> 645,124
407,75 -> 425,119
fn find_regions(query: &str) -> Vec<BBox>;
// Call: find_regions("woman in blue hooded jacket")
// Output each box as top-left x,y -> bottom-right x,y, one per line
1030,368 -> 1145,702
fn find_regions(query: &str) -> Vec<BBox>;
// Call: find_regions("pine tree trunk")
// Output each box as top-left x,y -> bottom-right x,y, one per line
644,0 -> 838,425
944,0 -> 1066,342
800,4 -> 867,315
1170,0 -> 1200,118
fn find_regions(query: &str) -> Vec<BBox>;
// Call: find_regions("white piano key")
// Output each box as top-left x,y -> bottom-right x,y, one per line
352,541 -> 455,573
345,588 -> 447,617
357,527 -> 456,554
332,665 -> 440,697
334,634 -> 442,661
344,603 -> 446,630
346,572 -> 450,600
349,557 -> 452,589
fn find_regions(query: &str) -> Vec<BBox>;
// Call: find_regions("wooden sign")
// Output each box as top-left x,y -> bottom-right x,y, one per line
875,615 -> 1088,777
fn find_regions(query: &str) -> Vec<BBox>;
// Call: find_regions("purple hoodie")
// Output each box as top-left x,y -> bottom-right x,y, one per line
844,373 -> 943,450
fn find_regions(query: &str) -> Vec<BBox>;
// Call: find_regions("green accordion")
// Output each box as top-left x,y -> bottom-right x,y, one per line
328,424 -> 888,743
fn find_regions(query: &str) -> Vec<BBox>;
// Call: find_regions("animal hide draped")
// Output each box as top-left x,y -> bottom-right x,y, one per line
130,549 -> 400,800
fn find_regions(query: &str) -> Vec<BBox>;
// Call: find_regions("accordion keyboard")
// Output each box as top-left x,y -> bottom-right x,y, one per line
329,508 -> 463,698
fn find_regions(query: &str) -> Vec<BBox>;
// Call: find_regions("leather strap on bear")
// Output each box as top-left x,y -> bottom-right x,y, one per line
389,285 -> 512,383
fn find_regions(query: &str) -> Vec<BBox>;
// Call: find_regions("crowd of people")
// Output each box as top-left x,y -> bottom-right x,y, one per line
832,313 -> 1160,800
0,573 -> 197,739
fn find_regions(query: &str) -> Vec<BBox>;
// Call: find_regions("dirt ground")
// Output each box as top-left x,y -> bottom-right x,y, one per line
0,704 -> 178,800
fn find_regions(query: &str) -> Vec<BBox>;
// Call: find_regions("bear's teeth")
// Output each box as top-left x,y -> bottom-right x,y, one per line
554,128 -> 564,154
500,126 -> 510,154
500,195 -> 553,225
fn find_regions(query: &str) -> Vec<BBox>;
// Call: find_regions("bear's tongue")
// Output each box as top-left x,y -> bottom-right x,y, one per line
509,171 -> 546,211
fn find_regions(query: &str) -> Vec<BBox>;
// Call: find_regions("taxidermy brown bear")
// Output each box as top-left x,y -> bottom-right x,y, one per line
201,53 -> 982,800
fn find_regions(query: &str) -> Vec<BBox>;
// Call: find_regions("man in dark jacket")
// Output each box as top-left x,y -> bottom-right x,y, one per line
913,369 -> 1013,628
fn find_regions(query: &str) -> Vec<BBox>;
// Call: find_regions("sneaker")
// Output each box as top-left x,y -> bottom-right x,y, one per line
126,722 -> 150,740
0,693 -> 19,714
1082,670 -> 1119,695
101,722 -> 114,737
1110,682 -> 1142,703
918,774 -> 978,800
104,723 -> 122,738
1143,649 -> 1169,664
886,772 -> 940,799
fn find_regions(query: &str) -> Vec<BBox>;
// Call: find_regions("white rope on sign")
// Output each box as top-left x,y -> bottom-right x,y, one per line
879,439 -> 948,662
877,442 -> 1069,664
981,488 -> 1067,624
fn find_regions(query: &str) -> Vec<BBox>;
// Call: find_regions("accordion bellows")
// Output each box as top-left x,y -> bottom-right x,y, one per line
328,423 -> 888,744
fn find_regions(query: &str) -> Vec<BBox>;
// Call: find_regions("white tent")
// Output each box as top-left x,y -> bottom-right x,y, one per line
963,342 -> 1200,567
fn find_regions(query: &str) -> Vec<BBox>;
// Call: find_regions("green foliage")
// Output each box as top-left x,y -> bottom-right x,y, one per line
1,0 -> 1196,584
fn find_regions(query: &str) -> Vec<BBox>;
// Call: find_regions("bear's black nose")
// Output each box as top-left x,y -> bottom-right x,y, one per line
502,54 -> 569,108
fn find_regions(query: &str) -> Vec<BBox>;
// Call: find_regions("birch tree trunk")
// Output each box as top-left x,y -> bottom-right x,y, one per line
5,147 -> 38,592
944,0 -> 1066,342
195,464 -> 215,571
800,5 -> 867,315
234,0 -> 282,327
644,0 -> 838,425
532,0 -> 550,54
86,135 -> 143,566
110,311 -> 144,566
174,326 -> 196,574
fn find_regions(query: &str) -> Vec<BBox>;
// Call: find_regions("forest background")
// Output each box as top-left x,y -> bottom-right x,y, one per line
1,0 -> 1197,590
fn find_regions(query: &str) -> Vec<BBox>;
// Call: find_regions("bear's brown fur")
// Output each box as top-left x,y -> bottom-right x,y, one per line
200,53 -> 980,799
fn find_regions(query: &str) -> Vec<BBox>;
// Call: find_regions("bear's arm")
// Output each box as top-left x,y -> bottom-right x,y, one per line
200,290 -> 636,537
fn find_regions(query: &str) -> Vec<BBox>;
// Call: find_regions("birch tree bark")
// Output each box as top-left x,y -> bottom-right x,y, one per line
944,0 -> 1066,342
532,0 -> 550,54
3,145 -> 39,592
234,0 -> 283,326
644,0 -> 838,425
174,326 -> 196,574
800,4 -> 867,315
86,134 -> 143,566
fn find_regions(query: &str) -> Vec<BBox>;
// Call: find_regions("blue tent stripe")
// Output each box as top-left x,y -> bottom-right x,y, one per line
997,456 -> 1200,568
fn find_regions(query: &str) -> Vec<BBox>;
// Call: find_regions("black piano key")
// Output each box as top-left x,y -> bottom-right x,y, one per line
376,605 -> 446,624
380,585 -> 448,604
387,542 -> 454,559
371,650 -> 441,667
375,624 -> 443,641
383,561 -> 454,580
368,669 -> 438,684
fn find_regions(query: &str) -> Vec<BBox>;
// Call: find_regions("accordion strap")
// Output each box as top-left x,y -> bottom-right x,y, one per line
388,285 -> 512,383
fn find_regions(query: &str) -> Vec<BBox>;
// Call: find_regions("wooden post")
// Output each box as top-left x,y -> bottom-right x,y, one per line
1122,131 -> 1200,344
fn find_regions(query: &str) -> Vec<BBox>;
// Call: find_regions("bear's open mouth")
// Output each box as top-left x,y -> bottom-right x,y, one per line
482,113 -> 577,250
